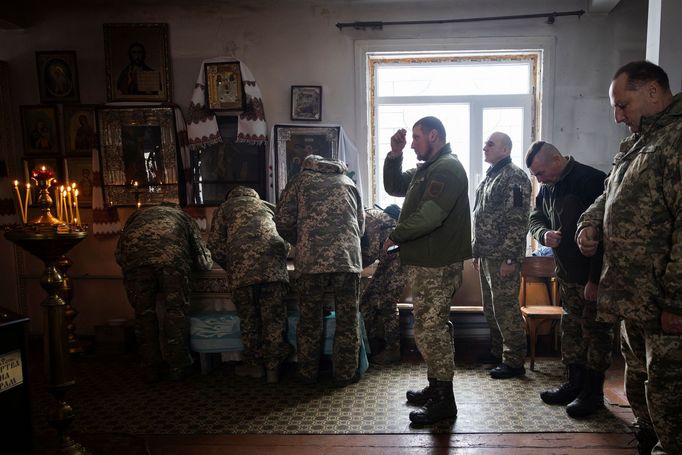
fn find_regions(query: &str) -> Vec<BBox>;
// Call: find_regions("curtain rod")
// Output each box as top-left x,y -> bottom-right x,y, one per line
336,9 -> 585,30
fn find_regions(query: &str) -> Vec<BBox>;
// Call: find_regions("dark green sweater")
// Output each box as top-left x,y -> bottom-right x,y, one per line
384,144 -> 472,267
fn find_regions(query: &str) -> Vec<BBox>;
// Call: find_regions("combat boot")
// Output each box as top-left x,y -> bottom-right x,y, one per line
409,380 -> 458,425
632,422 -> 658,454
406,377 -> 436,406
540,363 -> 585,405
566,368 -> 605,418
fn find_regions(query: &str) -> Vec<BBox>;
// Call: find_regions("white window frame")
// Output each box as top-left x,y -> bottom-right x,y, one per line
354,37 -> 556,206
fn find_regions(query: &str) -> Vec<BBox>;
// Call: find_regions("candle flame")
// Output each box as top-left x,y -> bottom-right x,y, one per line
13,180 -> 18,187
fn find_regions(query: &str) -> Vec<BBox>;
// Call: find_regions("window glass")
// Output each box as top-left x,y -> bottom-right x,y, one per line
376,104 -> 469,208
377,63 -> 531,97
482,108 -> 525,170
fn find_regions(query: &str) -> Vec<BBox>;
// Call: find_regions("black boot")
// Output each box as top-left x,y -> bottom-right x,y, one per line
406,377 -> 436,406
566,368 -> 605,418
632,422 -> 658,454
409,380 -> 458,425
540,363 -> 585,405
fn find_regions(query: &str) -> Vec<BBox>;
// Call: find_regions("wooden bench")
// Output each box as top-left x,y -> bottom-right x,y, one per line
397,302 -> 483,313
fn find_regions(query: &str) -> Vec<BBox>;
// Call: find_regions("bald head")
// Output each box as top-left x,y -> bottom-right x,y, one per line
483,131 -> 512,165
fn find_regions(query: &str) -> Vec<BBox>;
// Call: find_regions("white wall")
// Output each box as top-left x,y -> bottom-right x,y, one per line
0,0 -> 649,333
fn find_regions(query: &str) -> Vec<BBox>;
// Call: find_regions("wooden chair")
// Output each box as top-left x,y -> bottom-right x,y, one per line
519,256 -> 563,370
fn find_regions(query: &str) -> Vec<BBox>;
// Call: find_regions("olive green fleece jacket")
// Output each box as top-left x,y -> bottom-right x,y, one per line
383,144 -> 472,267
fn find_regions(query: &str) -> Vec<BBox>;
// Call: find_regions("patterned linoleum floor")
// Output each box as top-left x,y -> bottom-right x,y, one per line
31,353 -> 629,436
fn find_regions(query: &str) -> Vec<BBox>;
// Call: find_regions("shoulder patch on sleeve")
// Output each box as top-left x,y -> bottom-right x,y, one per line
428,180 -> 445,198
513,185 -> 523,207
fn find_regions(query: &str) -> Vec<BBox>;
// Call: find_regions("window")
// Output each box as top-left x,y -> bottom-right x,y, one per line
369,52 -> 540,208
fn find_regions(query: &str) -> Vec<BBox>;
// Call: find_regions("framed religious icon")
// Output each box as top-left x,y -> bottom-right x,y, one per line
35,51 -> 80,103
22,157 -> 62,204
20,105 -> 61,155
188,115 -> 265,205
103,23 -> 172,102
64,157 -> 94,207
62,105 -> 98,155
205,62 -> 244,111
98,107 -> 179,206
273,124 -> 339,197
290,85 -> 322,121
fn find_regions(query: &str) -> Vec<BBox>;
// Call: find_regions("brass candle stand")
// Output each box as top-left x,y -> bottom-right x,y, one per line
56,255 -> 85,355
5,171 -> 90,454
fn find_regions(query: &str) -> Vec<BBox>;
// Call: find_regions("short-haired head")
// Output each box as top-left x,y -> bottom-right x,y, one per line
526,141 -> 565,184
413,116 -> 446,141
613,60 -> 670,92
383,204 -> 401,221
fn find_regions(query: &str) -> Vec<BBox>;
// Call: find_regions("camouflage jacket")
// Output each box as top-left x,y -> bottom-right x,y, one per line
115,204 -> 213,274
384,144 -> 472,267
472,157 -> 531,262
529,157 -> 605,286
275,156 -> 364,274
577,93 -> 682,324
361,208 -> 397,268
208,186 -> 289,291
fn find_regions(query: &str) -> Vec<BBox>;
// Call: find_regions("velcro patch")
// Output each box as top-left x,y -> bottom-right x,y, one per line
513,186 -> 522,207
428,180 -> 445,197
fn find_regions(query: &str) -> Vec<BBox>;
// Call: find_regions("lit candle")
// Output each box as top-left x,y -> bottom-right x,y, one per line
24,183 -> 30,223
62,190 -> 69,223
13,180 -> 25,224
74,189 -> 81,227
54,187 -> 62,220
60,185 -> 66,222
66,187 -> 74,224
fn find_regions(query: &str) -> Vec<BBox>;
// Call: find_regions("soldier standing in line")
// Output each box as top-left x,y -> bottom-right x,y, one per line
472,131 -> 531,380
383,116 -> 471,425
526,141 -> 614,418
577,61 -> 682,454
208,186 -> 291,384
275,154 -> 365,387
115,202 -> 213,382
360,204 -> 407,365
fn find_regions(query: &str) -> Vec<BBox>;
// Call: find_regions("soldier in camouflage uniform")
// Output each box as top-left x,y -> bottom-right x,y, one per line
275,155 -> 364,387
115,203 -> 213,382
360,205 -> 407,364
577,61 -> 682,454
526,141 -> 615,418
472,132 -> 531,380
384,117 -> 471,425
208,186 -> 290,383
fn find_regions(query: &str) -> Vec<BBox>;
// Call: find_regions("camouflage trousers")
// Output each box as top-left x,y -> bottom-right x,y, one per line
360,255 -> 407,354
123,266 -> 193,370
479,258 -> 526,368
232,282 -> 291,370
296,272 -> 360,381
559,281 -> 614,372
622,320 -> 682,455
406,262 -> 463,381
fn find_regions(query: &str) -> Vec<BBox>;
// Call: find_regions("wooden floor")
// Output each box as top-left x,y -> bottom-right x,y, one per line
32,336 -> 636,454
138,356 -> 636,454
144,432 -> 635,454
